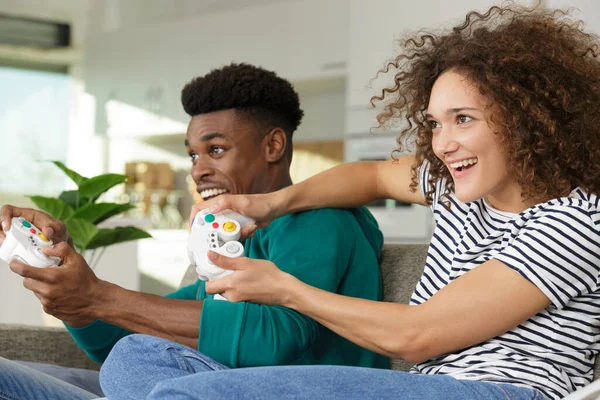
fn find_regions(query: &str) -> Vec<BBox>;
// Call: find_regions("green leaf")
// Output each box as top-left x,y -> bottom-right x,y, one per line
58,190 -> 90,210
78,174 -> 128,202
51,161 -> 88,186
71,203 -> 135,225
65,218 -> 99,251
86,227 -> 152,250
28,196 -> 75,221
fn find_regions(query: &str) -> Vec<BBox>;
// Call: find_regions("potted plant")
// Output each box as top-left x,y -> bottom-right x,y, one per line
29,161 -> 152,268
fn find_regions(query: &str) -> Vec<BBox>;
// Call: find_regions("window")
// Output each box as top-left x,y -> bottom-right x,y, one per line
0,66 -> 71,198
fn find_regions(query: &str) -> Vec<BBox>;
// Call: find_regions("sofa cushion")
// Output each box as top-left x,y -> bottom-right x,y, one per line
379,244 -> 427,372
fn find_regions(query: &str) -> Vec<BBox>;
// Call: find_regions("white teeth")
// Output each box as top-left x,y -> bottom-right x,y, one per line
449,158 -> 478,169
200,188 -> 228,200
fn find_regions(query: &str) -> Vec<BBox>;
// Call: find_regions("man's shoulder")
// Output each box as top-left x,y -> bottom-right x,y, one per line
268,207 -> 367,230
259,207 -> 381,246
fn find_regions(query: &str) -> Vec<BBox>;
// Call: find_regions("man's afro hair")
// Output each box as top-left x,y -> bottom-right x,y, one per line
181,63 -> 304,135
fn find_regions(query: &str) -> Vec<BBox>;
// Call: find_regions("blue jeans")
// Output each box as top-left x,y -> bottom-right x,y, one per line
101,334 -> 545,400
0,357 -> 98,400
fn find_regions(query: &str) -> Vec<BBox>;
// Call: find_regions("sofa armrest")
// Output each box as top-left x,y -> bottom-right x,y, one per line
0,324 -> 100,371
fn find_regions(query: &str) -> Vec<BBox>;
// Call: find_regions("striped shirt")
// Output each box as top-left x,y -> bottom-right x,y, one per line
412,165 -> 600,399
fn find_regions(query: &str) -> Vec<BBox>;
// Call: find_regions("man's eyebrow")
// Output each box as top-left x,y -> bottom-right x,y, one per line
185,132 -> 229,147
201,132 -> 228,142
426,107 -> 480,119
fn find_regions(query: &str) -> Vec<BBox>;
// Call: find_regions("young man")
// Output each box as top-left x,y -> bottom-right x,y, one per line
0,63 -> 386,399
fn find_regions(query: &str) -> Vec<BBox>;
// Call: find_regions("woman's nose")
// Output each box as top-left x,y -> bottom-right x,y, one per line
433,127 -> 459,158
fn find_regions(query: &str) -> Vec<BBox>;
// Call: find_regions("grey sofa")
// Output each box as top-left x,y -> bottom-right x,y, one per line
1,244 -> 598,380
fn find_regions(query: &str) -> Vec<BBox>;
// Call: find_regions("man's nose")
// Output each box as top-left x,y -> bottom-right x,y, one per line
191,158 -> 214,183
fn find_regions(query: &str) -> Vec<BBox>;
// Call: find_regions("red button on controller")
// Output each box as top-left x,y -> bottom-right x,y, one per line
30,228 -> 36,234
212,222 -> 219,229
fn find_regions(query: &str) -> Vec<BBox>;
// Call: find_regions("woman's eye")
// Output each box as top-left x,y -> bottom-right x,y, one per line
210,146 -> 225,156
428,120 -> 440,129
457,115 -> 473,124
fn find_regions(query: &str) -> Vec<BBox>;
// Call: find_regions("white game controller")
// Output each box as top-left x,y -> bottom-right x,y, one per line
188,209 -> 255,300
0,217 -> 61,268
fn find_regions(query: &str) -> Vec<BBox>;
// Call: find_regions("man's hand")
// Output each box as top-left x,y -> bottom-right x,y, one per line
9,242 -> 103,327
0,205 -> 71,246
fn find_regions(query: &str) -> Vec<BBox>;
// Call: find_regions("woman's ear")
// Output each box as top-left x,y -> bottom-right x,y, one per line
264,128 -> 288,163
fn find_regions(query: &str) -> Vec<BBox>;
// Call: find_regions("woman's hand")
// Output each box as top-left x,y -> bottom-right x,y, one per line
0,205 -> 71,246
189,192 -> 283,237
204,251 -> 299,306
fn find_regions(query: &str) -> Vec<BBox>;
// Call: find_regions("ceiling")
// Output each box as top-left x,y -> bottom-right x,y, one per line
0,0 -> 291,25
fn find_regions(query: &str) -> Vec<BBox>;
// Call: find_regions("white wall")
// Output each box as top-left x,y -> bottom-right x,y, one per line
345,0 -> 541,134
547,0 -> 600,34
83,0 -> 349,138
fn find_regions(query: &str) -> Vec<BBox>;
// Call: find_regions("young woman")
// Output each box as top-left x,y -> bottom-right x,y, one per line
142,3 -> 599,399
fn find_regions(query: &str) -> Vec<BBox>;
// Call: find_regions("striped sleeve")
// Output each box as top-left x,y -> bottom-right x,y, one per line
417,160 -> 444,212
417,160 -> 430,201
494,204 -> 600,309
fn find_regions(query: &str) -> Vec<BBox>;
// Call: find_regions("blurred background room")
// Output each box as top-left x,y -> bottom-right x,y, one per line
0,0 -> 597,326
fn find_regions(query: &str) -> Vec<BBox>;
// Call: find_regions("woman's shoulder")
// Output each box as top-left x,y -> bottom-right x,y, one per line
510,187 -> 600,244
532,187 -> 600,220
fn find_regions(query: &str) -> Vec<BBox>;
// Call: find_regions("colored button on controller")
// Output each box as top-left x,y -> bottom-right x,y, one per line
204,214 -> 215,223
21,220 -> 32,228
38,232 -> 49,242
30,228 -> 37,234
223,221 -> 237,232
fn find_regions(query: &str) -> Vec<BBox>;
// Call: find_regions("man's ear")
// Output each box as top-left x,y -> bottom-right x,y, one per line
264,128 -> 288,163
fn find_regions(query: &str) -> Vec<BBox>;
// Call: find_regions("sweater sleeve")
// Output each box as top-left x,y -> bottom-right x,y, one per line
65,281 -> 203,363
65,320 -> 131,363
197,210 -> 354,368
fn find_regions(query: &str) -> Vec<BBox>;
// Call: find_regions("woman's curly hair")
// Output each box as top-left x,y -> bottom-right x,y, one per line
371,2 -> 600,205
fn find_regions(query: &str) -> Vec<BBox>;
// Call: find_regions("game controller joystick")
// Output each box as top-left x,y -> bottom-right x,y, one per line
188,209 -> 255,300
0,217 -> 61,268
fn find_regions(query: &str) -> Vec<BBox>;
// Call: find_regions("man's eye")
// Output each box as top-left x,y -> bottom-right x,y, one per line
189,153 -> 199,162
457,115 -> 473,124
210,146 -> 225,155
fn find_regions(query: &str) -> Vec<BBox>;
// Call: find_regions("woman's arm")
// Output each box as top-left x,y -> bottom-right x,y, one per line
278,156 -> 426,215
197,156 -> 427,225
206,255 -> 550,363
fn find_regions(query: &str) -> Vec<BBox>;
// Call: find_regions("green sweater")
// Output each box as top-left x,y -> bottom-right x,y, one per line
66,207 -> 387,369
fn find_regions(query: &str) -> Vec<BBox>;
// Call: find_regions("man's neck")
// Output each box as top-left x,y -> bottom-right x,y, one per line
268,173 -> 293,192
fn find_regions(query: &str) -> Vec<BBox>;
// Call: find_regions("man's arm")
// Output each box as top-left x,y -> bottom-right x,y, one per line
66,281 -> 203,363
10,243 -> 203,362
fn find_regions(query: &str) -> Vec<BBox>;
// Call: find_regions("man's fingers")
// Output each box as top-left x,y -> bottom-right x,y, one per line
9,259 -> 56,282
41,242 -> 71,261
0,205 -> 65,243
207,251 -> 242,271
23,277 -> 53,299
1,205 -> 23,231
